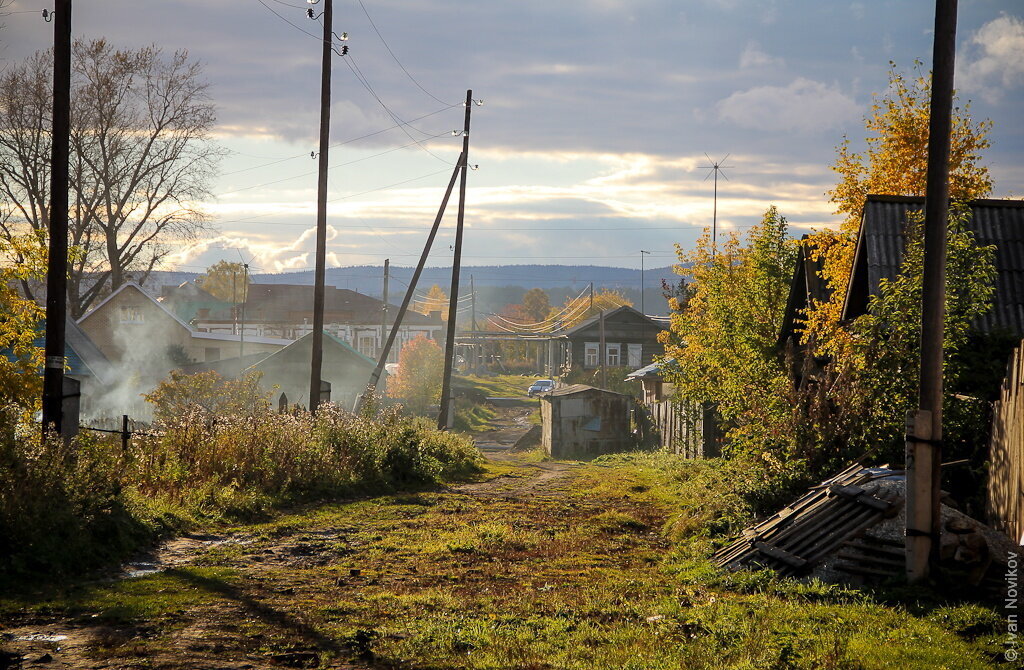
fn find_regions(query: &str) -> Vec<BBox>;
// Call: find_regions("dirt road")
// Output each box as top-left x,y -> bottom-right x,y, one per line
1,407 -> 672,669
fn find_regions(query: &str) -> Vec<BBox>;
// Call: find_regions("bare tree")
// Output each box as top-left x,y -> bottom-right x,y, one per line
0,39 -> 223,317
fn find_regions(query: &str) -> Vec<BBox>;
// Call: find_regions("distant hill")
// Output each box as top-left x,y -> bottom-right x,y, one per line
141,263 -> 686,317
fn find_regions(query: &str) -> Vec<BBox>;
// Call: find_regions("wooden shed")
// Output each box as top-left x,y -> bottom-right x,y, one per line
540,384 -> 632,458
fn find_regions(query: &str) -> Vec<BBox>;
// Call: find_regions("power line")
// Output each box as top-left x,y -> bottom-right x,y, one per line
216,133 -> 450,197
255,0 -> 325,41
220,104 -> 458,176
342,55 -> 452,163
355,0 -> 452,105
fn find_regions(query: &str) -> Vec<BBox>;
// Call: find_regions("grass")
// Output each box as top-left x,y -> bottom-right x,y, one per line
456,373 -> 538,399
1,452 -> 1012,668
0,393 -> 482,587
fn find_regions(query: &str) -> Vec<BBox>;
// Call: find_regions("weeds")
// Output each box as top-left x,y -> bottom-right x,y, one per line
0,390 -> 481,585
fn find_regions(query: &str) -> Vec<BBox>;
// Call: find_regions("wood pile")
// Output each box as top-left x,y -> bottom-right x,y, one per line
713,463 -> 903,577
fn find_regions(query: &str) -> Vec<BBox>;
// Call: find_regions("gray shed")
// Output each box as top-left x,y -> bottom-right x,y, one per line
540,385 -> 632,458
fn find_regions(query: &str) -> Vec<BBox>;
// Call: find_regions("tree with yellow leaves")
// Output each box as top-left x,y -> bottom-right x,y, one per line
386,335 -> 444,414
660,206 -> 796,456
802,61 -> 992,353
414,284 -> 449,320
0,234 -> 45,413
197,260 -> 249,303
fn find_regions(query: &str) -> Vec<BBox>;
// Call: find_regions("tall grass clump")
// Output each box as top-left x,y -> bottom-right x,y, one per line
0,371 -> 481,584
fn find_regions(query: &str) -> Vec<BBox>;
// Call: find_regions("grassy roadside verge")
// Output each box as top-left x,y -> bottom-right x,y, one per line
0,398 -> 482,590
1,452 -> 1010,669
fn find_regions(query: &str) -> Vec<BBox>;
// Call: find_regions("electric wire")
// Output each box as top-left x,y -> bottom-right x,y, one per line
217,133 -> 449,197
342,55 -> 452,163
354,0 -> 452,106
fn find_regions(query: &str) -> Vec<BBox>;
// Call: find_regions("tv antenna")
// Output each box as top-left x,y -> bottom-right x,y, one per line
700,153 -> 732,256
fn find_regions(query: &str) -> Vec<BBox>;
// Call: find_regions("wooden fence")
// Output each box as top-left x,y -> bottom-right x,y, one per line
638,399 -> 720,458
988,341 -> 1024,545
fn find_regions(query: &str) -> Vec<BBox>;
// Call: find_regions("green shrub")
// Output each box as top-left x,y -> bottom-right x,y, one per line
0,376 -> 482,585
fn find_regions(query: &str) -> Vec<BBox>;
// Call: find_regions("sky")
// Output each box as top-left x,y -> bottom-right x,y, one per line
2,0 -> 1022,277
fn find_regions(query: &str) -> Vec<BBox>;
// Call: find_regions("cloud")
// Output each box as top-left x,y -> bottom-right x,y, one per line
715,78 -> 860,133
739,41 -> 783,69
958,14 -> 1024,103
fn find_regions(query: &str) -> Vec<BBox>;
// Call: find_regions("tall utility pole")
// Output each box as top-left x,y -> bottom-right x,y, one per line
470,274 -> 477,373
470,274 -> 477,332
640,250 -> 650,353
438,90 -> 473,431
41,0 -> 72,436
380,259 -> 389,358
599,309 -> 607,389
906,0 -> 958,583
308,0 -> 333,413
640,250 -> 650,318
239,262 -> 248,359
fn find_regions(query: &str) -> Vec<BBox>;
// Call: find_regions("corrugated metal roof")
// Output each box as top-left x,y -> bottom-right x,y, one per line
544,384 -> 630,398
626,357 -> 675,379
852,195 -> 1024,334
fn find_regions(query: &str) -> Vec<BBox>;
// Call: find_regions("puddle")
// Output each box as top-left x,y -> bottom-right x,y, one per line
119,534 -> 254,579
123,562 -> 164,579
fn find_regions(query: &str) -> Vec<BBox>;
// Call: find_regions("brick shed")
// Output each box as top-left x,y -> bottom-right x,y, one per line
540,385 -> 632,458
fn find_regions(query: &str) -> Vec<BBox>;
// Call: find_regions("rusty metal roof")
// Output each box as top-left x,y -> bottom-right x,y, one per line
844,195 -> 1024,334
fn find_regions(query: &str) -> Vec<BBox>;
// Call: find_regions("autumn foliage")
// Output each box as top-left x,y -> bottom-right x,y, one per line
387,335 -> 444,413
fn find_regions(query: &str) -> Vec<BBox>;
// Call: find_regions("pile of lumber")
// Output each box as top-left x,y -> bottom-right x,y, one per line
713,463 -> 903,577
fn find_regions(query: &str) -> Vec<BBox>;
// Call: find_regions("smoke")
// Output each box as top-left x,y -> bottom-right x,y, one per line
83,316 -> 188,424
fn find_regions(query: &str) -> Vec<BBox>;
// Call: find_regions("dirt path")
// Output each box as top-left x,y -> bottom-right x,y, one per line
1,412 -> 670,670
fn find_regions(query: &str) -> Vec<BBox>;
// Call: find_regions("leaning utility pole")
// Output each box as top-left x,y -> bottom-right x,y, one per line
380,258 -> 389,358
41,0 -> 72,437
356,155 -> 463,412
438,90 -> 473,431
906,0 -> 958,583
308,0 -> 333,413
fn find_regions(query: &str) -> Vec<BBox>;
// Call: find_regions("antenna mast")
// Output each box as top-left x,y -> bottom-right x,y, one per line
700,153 -> 732,256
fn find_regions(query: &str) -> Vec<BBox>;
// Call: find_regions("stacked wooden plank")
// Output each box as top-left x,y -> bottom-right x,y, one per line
713,463 -> 903,577
988,339 -> 1024,546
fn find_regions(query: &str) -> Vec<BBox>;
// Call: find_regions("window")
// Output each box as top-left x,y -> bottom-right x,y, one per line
628,344 -> 642,368
118,305 -> 144,323
585,343 -> 599,367
607,344 -> 620,366
358,334 -> 376,358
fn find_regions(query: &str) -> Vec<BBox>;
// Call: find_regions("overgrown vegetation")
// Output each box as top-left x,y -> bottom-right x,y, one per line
0,371 -> 481,585
659,64 -> 1003,506
2,453 -> 1008,668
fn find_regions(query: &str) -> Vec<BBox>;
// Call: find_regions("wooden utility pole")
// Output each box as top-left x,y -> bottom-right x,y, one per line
240,263 -> 248,359
438,90 -> 473,431
308,0 -> 333,413
906,0 -> 958,583
41,0 -> 72,437
470,274 -> 477,373
380,259 -> 389,358
599,309 -> 606,389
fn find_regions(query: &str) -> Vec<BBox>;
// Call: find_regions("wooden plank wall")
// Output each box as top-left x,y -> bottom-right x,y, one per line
643,399 -> 704,458
988,340 -> 1024,545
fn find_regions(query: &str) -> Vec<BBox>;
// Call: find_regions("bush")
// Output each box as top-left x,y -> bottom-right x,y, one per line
0,373 -> 482,585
